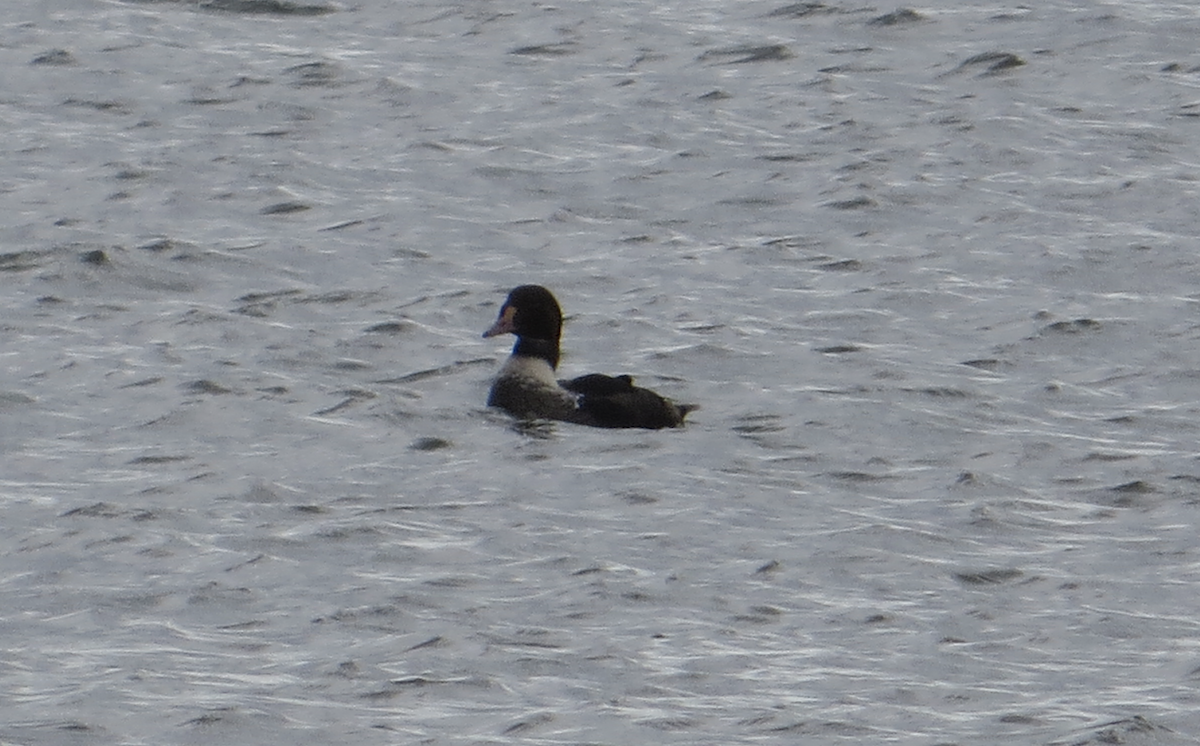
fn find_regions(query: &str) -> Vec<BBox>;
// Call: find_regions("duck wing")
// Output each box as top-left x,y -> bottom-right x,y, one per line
560,373 -> 635,396
562,374 -> 693,429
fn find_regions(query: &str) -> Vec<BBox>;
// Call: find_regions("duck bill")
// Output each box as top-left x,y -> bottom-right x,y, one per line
482,306 -> 516,338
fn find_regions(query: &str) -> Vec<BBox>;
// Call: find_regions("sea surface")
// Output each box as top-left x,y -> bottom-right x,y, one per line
3,0 -> 1200,743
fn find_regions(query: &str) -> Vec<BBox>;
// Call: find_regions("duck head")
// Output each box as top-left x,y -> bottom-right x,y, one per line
483,285 -> 564,369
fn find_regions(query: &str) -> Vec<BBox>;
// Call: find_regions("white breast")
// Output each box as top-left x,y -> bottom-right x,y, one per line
496,355 -> 560,387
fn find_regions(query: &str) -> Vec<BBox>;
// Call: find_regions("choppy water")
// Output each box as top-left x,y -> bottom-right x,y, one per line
4,0 -> 1200,743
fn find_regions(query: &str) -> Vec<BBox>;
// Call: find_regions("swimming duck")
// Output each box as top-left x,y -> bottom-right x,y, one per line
483,285 -> 694,429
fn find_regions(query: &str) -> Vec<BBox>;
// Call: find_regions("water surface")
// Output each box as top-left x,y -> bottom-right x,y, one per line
3,1 -> 1200,743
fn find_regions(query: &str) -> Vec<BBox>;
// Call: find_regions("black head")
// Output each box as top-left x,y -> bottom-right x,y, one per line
483,285 -> 564,368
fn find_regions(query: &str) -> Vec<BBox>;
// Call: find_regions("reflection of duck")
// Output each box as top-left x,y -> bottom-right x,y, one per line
483,285 -> 695,429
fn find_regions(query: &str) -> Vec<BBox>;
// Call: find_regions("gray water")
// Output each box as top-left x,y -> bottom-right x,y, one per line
4,0 -> 1200,743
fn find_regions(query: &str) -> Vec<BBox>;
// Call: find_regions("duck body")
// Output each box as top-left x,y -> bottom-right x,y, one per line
484,285 -> 693,429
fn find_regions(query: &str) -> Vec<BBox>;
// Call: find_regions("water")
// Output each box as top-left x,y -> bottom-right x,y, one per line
3,0 -> 1200,743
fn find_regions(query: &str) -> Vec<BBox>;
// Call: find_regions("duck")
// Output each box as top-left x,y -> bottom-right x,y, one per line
483,285 -> 695,429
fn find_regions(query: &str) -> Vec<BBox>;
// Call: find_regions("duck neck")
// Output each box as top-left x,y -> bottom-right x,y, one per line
512,337 -> 559,370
